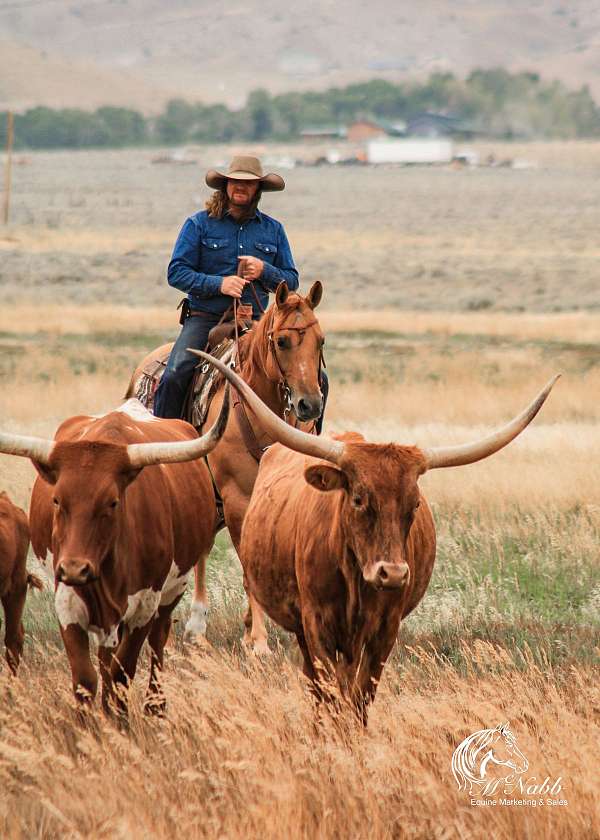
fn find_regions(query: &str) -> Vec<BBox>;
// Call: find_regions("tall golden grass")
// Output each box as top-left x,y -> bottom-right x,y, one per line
0,308 -> 598,838
0,643 -> 597,839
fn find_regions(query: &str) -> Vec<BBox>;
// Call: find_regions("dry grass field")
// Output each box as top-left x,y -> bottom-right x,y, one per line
0,146 -> 599,838
2,141 -> 600,312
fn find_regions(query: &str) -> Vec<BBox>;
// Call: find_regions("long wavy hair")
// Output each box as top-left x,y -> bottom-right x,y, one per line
205,187 -> 262,222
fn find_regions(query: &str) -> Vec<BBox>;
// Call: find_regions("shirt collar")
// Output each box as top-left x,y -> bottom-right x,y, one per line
225,208 -> 262,223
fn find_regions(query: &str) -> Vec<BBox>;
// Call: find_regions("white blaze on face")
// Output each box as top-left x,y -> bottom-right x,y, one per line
55,583 -> 89,631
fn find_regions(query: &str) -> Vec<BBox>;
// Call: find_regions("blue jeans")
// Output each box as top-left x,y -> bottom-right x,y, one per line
154,313 -> 222,419
154,314 -> 329,433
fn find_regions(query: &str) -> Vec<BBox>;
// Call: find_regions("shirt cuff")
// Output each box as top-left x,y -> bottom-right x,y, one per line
260,262 -> 282,290
200,274 -> 224,296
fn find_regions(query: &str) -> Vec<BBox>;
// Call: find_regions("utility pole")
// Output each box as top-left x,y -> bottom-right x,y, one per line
3,111 -> 14,225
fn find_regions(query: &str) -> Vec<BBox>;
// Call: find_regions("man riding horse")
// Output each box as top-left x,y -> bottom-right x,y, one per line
154,155 -> 328,430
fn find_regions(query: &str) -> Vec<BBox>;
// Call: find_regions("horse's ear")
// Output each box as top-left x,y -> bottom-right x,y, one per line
305,280 -> 322,310
275,282 -> 289,307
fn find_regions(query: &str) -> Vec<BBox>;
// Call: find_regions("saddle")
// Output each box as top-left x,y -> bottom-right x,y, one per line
133,337 -> 237,430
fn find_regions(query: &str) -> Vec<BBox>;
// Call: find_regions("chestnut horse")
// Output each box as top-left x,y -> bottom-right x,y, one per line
127,281 -> 325,652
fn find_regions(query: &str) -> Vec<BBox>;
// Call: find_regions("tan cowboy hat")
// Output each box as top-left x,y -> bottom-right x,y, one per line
205,155 -> 285,192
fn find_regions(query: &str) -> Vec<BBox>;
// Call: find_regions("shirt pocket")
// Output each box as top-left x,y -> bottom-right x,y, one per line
255,241 -> 278,263
201,237 -> 228,252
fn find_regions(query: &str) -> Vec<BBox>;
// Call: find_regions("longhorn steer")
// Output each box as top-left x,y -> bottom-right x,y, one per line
0,394 -> 229,712
198,353 -> 558,724
0,492 -> 39,673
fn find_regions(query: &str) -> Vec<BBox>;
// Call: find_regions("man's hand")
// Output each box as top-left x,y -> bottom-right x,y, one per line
239,256 -> 264,280
221,275 -> 249,298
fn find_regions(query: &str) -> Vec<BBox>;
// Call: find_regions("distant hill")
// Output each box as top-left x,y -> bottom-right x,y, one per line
1,0 -> 599,113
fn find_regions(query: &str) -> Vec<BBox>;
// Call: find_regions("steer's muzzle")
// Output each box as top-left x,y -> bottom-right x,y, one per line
55,559 -> 97,586
293,392 -> 323,422
363,561 -> 410,591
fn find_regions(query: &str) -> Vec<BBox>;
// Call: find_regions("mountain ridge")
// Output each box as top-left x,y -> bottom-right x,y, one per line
1,1 -> 599,113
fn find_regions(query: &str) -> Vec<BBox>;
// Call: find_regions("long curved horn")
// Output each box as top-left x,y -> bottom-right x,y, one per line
423,375 -> 560,470
189,350 -> 344,464
126,383 -> 231,468
0,432 -> 54,464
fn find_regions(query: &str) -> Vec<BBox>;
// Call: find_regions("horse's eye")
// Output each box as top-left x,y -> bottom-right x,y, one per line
52,497 -> 60,507
277,336 -> 290,350
321,337 -> 326,347
109,499 -> 119,509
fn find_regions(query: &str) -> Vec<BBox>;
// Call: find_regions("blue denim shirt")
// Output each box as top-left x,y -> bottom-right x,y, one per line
167,209 -> 299,316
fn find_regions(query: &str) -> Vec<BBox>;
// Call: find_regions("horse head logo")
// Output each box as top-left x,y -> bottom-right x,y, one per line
452,722 -> 529,792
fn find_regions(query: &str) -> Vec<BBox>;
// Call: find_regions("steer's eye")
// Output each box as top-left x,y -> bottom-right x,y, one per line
352,495 -> 365,509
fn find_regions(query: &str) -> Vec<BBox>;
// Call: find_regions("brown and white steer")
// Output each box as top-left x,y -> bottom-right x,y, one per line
0,491 -> 40,673
0,394 -> 229,712
199,353 -> 558,724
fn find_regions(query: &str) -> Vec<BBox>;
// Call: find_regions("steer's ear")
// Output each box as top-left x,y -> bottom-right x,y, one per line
305,281 -> 323,310
275,282 -> 290,307
31,461 -> 58,485
120,466 -> 144,488
304,463 -> 348,492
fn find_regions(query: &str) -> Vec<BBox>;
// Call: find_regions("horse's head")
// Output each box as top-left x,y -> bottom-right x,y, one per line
490,723 -> 529,775
260,281 -> 325,423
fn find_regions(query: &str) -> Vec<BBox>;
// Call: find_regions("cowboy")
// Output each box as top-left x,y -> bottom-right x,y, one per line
154,155 -> 304,420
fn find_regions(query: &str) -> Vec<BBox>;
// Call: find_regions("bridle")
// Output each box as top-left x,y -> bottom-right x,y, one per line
229,287 -> 325,441
265,308 -> 324,421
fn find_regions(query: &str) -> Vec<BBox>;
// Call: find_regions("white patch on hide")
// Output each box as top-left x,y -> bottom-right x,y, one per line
160,561 -> 189,607
55,583 -> 89,631
89,623 -> 120,648
124,587 -> 161,630
117,399 -> 158,422
184,601 -> 208,637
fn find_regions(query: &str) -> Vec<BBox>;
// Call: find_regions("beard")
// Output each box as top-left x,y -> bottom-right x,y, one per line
226,189 -> 262,222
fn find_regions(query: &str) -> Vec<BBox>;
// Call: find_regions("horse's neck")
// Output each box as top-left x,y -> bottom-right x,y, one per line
239,333 -> 284,417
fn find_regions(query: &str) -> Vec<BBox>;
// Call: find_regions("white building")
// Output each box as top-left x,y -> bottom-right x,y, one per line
367,138 -> 454,165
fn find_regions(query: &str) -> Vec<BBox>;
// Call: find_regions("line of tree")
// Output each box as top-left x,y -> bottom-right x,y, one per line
1,69 -> 599,149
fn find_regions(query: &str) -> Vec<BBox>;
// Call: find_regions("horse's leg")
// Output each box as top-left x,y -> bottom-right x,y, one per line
184,551 -> 209,641
242,593 -> 270,656
227,505 -> 270,656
